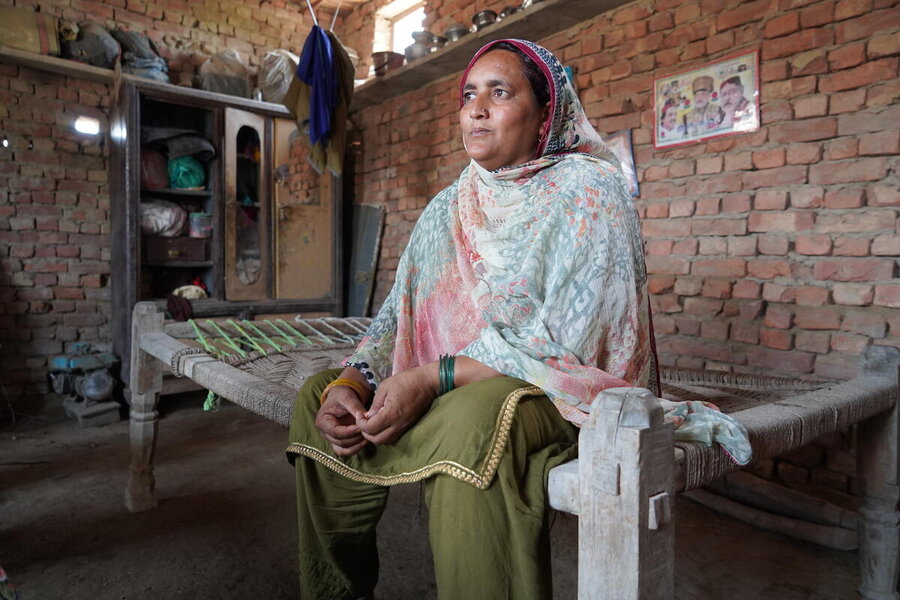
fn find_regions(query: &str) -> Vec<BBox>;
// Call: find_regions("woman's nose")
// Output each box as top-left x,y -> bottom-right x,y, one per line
469,95 -> 488,118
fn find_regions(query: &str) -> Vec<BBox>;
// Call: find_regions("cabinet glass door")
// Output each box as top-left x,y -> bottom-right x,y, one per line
225,108 -> 270,300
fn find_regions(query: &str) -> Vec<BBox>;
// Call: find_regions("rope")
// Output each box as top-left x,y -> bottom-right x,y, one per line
170,346 -> 207,378
242,319 -> 283,352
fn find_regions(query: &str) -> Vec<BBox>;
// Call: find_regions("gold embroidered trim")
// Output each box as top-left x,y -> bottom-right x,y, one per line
285,385 -> 544,489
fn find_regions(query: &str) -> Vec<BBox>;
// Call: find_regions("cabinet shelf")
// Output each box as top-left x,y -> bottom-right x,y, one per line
350,0 -> 630,112
142,187 -> 213,197
143,259 -> 214,268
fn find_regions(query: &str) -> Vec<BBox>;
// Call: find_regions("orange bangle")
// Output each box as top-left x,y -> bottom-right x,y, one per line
320,377 -> 370,406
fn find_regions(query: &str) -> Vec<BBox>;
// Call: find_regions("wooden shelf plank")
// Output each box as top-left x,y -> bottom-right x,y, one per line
350,0 -> 630,112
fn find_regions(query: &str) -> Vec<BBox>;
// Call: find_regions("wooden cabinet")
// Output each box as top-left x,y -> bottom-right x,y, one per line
111,79 -> 343,383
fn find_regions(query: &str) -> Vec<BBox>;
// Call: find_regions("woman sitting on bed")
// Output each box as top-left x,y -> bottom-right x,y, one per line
286,39 -> 747,600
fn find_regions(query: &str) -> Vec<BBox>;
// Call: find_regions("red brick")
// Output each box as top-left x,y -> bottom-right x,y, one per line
683,297 -> 725,316
751,148 -> 786,170
646,239 -> 675,255
867,184 -> 899,207
733,280 -> 761,299
646,203 -> 670,219
646,256 -> 691,274
815,352 -> 858,380
761,328 -> 793,350
872,235 -> 900,256
732,322 -> 760,344
724,151 -> 753,171
820,58 -> 898,93
830,89 -> 868,114
698,238 -> 727,255
642,220 -> 687,238
842,308 -> 887,337
758,235 -> 790,255
831,332 -> 870,354
824,137 -> 858,161
652,293 -> 683,313
796,331 -> 832,353
859,131 -> 900,156
789,48 -> 828,76
793,95 -> 829,119
672,239 -> 699,255
702,279 -> 732,299
868,31 -> 900,59
874,284 -> 900,308
786,142 -> 822,165
828,43 -> 867,71
796,234 -> 833,255
700,319 -> 729,340
669,200 -> 695,218
833,283 -> 874,306
653,314 -> 677,335
763,76 -> 817,100
823,188 -> 865,209
727,236 -> 757,256
764,13 -> 799,38
762,28 -> 834,60
696,156 -> 723,175
743,166 -> 808,190
748,259 -> 792,279
692,218 -> 747,236
833,237 -> 871,256
795,306 -> 842,330
816,212 -> 886,234
769,117 -> 837,143
835,8 -> 900,43
748,212 -> 814,232
755,190 -> 787,210
838,104 -> 900,135
835,0 -> 873,21
809,158 -> 887,185
675,277 -> 703,296
813,258 -> 894,281
747,346 -> 814,374
762,282 -> 795,303
648,275 -> 676,294
691,259 -> 747,277
795,286 -> 830,306
695,198 -> 720,216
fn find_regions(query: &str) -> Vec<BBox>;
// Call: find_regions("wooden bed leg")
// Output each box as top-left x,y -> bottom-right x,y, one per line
578,387 -> 675,600
125,302 -> 165,512
857,345 -> 900,600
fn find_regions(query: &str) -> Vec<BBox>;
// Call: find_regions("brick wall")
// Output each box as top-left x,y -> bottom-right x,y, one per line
338,0 -> 897,498
0,0 -> 312,423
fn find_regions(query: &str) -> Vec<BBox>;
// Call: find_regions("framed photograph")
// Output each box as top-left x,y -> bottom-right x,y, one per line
653,50 -> 760,149
606,129 -> 639,197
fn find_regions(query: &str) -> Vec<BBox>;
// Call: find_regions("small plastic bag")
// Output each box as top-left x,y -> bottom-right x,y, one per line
259,50 -> 299,103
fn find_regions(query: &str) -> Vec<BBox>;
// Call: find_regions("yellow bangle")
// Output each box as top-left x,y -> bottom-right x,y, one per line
320,377 -> 370,406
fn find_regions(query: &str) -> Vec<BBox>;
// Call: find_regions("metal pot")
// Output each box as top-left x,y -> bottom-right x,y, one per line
430,34 -> 448,52
444,23 -> 469,42
472,10 -> 497,30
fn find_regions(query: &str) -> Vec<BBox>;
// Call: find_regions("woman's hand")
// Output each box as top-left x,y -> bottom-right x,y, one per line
315,386 -> 369,457
357,366 -> 438,445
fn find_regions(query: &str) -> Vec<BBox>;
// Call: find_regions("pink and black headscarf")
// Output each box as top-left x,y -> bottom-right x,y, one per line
460,39 -> 616,163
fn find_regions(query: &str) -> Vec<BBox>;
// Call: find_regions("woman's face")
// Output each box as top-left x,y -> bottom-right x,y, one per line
459,50 -> 548,171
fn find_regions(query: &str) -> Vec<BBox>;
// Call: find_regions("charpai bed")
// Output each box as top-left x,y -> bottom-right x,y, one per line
125,301 -> 899,599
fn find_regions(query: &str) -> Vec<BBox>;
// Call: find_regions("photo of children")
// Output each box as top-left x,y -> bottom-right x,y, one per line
653,50 -> 759,149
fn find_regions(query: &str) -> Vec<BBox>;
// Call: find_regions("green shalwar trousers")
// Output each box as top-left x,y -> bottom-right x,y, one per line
287,370 -> 579,600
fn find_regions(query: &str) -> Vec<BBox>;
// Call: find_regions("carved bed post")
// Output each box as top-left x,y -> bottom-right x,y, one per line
125,302 -> 165,512
578,387 -> 675,600
857,345 -> 900,600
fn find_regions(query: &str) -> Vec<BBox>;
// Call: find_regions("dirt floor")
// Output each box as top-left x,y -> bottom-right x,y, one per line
1,392 -> 863,599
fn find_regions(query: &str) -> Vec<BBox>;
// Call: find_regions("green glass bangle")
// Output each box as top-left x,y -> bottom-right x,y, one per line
439,354 -> 456,396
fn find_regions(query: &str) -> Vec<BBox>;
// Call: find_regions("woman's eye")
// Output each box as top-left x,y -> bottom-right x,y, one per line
493,89 -> 508,97
462,91 -> 475,103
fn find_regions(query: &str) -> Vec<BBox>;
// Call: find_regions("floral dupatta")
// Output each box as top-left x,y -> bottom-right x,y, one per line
343,39 -> 655,425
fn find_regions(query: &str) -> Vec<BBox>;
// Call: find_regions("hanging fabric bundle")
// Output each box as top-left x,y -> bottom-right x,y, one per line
283,18 -> 354,175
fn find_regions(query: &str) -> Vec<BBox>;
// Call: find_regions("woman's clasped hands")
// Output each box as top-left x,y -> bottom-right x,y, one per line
315,366 -> 438,457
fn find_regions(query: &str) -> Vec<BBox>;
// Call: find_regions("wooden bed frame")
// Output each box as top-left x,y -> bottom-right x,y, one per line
125,301 -> 899,599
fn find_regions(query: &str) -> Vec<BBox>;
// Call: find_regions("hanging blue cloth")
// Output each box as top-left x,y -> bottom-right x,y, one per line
296,25 -> 338,147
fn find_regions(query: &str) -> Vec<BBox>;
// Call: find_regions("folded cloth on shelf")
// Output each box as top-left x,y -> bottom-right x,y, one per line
141,127 -> 216,161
